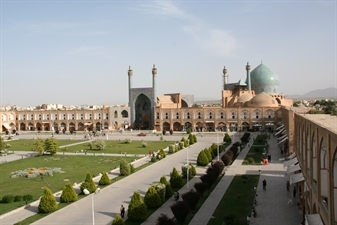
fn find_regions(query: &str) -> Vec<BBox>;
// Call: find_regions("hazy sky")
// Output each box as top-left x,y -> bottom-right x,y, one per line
0,0 -> 336,107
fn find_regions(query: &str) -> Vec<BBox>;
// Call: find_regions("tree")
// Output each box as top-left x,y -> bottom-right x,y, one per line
181,189 -> 200,210
223,133 -> 232,143
156,213 -> 177,225
119,159 -> 130,176
44,138 -> 59,155
197,150 -> 209,166
33,138 -> 44,156
170,201 -> 190,223
0,136 -> 6,151
127,191 -> 148,222
80,172 -> 97,193
60,182 -> 78,203
38,187 -> 58,213
99,172 -> 111,185
160,175 -> 173,198
144,186 -> 162,208
169,168 -> 183,189
204,149 -> 213,162
95,139 -> 106,150
111,214 -> 125,225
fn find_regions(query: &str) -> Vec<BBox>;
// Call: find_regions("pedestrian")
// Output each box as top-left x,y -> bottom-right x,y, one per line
40,173 -> 44,181
120,204 -> 125,218
293,187 -> 297,198
262,179 -> 267,190
286,181 -> 290,191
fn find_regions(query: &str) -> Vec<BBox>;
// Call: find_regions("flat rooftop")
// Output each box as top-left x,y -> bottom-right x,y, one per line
297,114 -> 337,134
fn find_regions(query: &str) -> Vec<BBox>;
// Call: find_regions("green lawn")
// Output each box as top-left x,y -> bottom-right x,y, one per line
242,135 -> 268,165
208,175 -> 259,225
5,139 -> 176,155
0,155 -> 138,215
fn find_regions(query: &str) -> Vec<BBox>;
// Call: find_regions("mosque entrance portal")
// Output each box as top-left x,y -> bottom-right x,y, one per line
134,94 -> 152,129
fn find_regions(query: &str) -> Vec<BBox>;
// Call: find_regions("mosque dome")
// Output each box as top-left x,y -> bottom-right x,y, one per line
248,92 -> 279,107
237,93 -> 253,103
249,63 -> 280,94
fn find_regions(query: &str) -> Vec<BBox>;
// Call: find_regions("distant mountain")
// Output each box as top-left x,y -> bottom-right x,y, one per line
287,87 -> 337,100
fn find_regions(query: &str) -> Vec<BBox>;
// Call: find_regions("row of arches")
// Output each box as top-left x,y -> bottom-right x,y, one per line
157,109 -> 276,120
160,121 -> 275,132
18,122 -> 109,132
295,116 -> 337,224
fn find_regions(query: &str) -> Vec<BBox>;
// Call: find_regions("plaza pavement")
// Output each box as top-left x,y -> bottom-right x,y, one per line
0,132 -> 303,225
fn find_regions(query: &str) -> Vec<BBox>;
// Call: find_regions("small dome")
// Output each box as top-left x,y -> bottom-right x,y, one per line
237,93 -> 253,103
249,63 -> 280,94
249,92 -> 279,107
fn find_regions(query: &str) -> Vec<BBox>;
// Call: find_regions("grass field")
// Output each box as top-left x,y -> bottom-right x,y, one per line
242,135 -> 268,165
5,139 -> 176,155
208,175 -> 259,225
0,155 -> 138,215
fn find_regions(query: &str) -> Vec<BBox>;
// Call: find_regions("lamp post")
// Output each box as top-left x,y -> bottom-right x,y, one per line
92,190 -> 99,225
217,131 -> 219,161
187,146 -> 189,189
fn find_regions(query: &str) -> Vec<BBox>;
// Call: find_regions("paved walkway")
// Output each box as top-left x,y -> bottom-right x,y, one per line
0,133 -> 303,225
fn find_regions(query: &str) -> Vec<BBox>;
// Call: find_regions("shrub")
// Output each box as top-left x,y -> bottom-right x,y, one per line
38,187 -> 58,213
200,174 -> 216,188
181,189 -> 200,210
44,138 -> 59,155
142,141 -> 147,147
186,127 -> 192,134
80,172 -> 97,193
95,139 -> 106,150
247,157 -> 255,165
88,142 -> 93,149
111,214 -> 125,225
181,163 -> 196,179
204,149 -> 213,162
169,168 -> 183,189
123,138 -> 131,144
159,149 -> 166,158
23,194 -> 33,201
221,152 -> 233,166
212,161 -> 225,176
156,213 -> 177,225
152,183 -> 166,202
206,167 -> 220,181
99,172 -> 111,185
188,134 -> 194,145
127,192 -> 148,222
2,195 -> 14,203
178,142 -> 184,149
160,175 -> 173,198
119,159 -> 130,176
60,182 -> 78,203
197,150 -> 209,166
151,157 -> 158,162
168,145 -> 175,154
194,182 -> 208,195
193,134 -> 197,143
223,133 -> 232,143
130,164 -> 135,173
144,186 -> 163,208
14,195 -> 23,202
170,201 -> 190,223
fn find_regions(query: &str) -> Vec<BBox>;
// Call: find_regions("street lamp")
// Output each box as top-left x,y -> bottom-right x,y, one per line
217,131 -> 219,161
187,146 -> 189,189
92,189 -> 100,225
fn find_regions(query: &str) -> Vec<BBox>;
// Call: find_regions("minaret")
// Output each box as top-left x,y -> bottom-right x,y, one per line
223,66 -> 228,90
152,64 -> 157,105
128,66 -> 133,103
246,62 -> 251,91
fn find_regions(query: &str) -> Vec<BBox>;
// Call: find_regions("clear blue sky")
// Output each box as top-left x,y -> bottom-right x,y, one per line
1,0 -> 336,107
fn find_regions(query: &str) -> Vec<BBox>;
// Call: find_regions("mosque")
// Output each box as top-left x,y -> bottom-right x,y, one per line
128,62 -> 293,131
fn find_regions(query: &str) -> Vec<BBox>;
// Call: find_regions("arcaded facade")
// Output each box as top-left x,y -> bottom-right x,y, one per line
281,107 -> 337,224
1,105 -> 130,133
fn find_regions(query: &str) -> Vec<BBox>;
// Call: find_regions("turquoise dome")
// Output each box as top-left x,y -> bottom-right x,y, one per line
248,63 -> 280,94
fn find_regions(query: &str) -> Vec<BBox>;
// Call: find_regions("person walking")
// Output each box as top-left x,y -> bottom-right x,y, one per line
293,187 -> 297,198
286,181 -> 290,191
120,205 -> 125,218
262,179 -> 267,190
